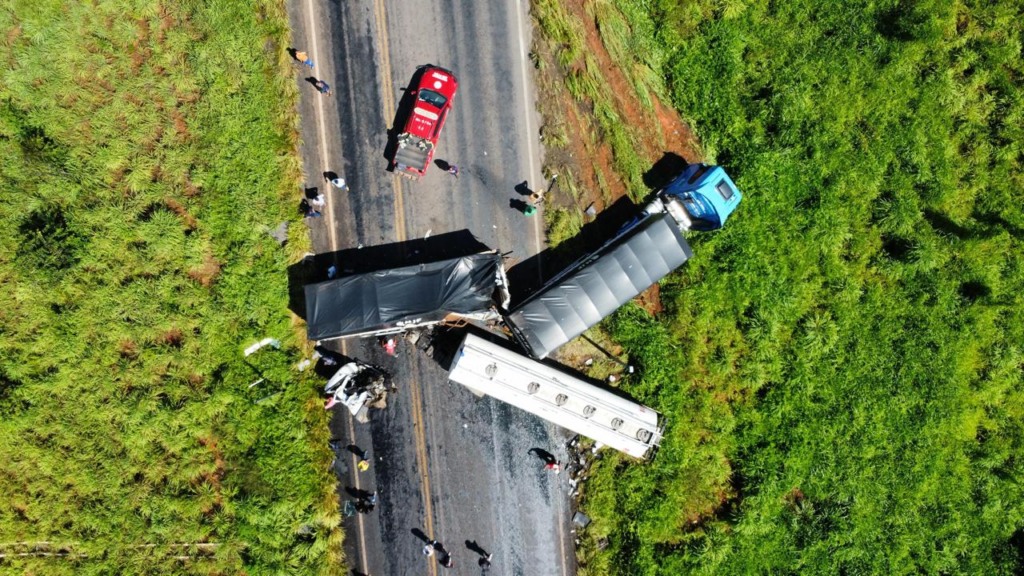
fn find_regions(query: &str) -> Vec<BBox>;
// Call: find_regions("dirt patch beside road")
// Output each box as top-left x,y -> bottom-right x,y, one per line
533,0 -> 702,214
530,0 -> 698,317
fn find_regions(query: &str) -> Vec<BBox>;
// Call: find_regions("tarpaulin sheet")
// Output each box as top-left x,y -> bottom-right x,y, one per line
306,253 -> 502,340
507,213 -> 691,358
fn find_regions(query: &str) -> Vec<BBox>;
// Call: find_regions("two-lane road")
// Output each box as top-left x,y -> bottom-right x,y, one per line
285,0 -> 577,574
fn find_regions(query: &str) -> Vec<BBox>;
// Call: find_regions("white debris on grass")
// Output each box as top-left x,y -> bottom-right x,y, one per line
244,337 -> 280,356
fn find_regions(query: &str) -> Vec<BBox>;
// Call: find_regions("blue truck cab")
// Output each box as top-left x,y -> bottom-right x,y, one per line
659,164 -> 743,231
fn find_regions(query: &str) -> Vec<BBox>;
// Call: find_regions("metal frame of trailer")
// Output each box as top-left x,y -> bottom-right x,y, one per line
304,252 -> 510,341
505,212 -> 692,359
448,333 -> 663,459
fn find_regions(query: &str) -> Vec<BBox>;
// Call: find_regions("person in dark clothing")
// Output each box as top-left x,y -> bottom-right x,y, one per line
314,79 -> 332,95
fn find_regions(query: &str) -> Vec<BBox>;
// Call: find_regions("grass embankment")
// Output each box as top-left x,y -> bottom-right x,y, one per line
1,1 -> 340,573
533,0 -> 1024,574
532,0 -> 671,249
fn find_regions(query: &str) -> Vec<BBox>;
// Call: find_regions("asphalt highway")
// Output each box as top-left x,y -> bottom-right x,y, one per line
285,0 -> 577,574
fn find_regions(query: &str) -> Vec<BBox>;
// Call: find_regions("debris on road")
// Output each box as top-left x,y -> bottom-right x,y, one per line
323,359 -> 391,423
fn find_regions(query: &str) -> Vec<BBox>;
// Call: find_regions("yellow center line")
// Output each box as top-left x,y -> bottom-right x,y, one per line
372,0 -> 406,244
371,3 -> 434,576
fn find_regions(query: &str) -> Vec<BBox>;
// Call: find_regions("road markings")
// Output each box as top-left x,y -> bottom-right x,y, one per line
302,0 -> 364,568
304,0 -> 338,253
372,0 -> 407,243
370,4 -> 436,576
513,5 -> 569,573
513,0 -> 545,278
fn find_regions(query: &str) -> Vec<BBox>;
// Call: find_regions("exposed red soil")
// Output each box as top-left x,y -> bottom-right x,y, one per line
196,435 -> 226,516
188,252 -> 222,288
536,0 -> 702,315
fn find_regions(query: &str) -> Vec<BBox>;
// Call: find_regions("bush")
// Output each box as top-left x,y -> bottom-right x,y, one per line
568,0 -> 1024,574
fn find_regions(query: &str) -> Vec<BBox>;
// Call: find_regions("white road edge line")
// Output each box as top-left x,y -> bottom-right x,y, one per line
514,3 -> 568,575
305,0 -> 339,255
514,0 -> 545,277
303,0 -> 367,570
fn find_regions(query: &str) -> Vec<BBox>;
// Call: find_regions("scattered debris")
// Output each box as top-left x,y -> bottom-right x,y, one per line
572,511 -> 591,528
323,360 -> 391,423
268,221 -> 289,245
244,338 -> 280,356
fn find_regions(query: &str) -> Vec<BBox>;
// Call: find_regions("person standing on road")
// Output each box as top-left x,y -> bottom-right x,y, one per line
422,543 -> 434,557
447,164 -> 459,178
329,177 -> 349,191
314,79 -> 332,95
294,50 -> 314,69
358,490 -> 377,513
466,540 -> 492,562
310,193 -> 326,211
352,445 -> 368,461
432,540 -> 446,553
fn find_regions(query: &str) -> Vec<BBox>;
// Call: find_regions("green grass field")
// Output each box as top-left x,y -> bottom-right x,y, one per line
0,1 -> 341,573
534,0 -> 1024,574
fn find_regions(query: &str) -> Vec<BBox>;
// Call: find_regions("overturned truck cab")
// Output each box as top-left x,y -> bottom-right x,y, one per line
505,164 -> 742,359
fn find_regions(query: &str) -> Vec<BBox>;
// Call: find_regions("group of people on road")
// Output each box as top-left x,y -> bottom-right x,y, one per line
296,39 -> 561,573
421,538 -> 494,569
293,49 -> 332,95
301,174 -> 351,219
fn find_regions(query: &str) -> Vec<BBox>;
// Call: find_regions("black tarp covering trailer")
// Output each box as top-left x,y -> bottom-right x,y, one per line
505,213 -> 692,359
305,252 -> 510,341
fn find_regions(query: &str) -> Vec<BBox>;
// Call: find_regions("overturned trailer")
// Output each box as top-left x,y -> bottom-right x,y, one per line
504,164 -> 742,360
305,252 -> 510,342
506,213 -> 692,359
449,333 -> 663,459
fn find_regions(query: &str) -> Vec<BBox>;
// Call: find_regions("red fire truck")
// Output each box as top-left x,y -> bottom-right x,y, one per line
390,65 -> 458,178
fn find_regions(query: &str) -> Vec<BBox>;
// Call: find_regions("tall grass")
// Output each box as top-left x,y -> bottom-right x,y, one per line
532,0 -> 650,198
531,0 -> 1024,574
0,0 -> 338,573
